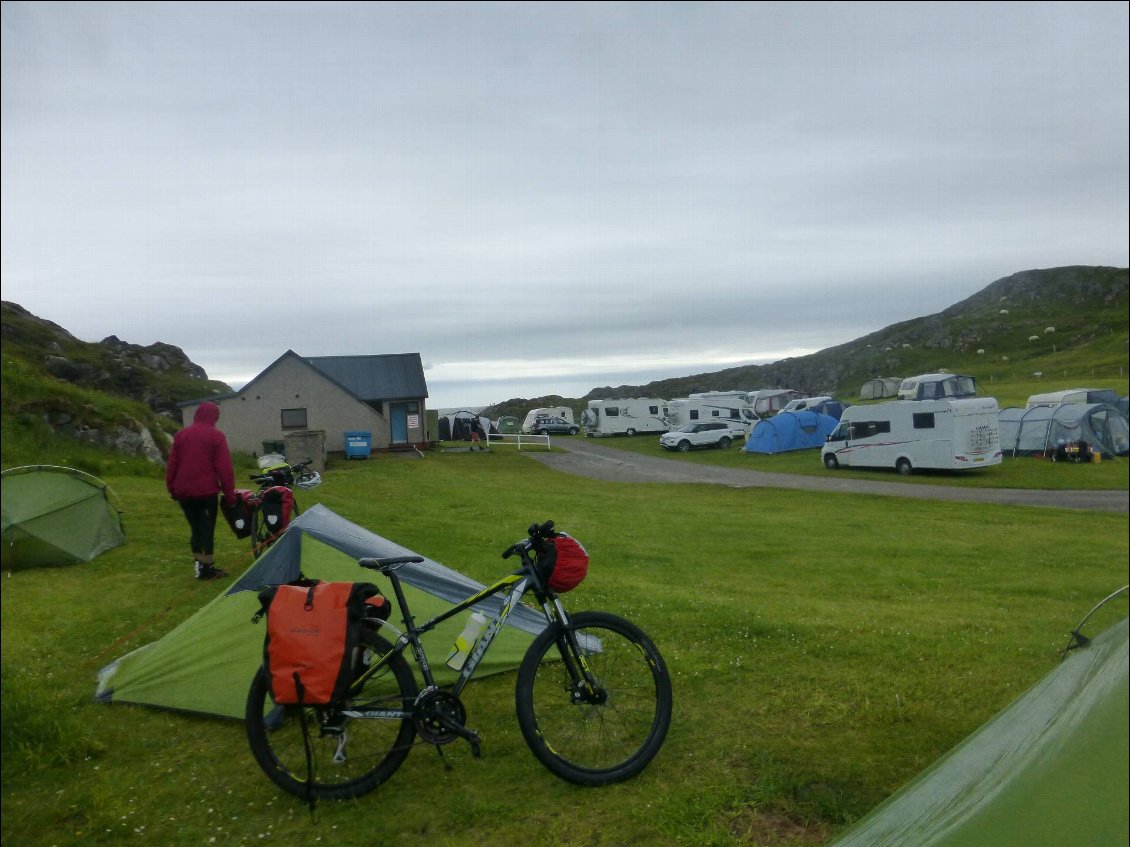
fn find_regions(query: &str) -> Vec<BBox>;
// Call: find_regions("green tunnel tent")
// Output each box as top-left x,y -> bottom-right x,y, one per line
827,609 -> 1129,847
96,504 -> 549,719
1,465 -> 126,569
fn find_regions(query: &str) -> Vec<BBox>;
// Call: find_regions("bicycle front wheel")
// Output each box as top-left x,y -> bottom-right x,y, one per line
515,610 -> 672,786
245,629 -> 418,800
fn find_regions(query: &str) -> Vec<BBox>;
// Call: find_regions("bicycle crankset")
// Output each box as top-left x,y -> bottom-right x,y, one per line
413,688 -> 468,745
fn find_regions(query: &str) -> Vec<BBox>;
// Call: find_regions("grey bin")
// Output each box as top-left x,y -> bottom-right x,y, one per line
344,431 -> 372,460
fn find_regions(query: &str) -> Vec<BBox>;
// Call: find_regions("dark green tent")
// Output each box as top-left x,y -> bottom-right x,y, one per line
828,608 -> 1129,847
1,465 -> 126,569
96,505 -> 545,719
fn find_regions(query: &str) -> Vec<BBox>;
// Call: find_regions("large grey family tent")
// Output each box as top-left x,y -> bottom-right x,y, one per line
1,465 -> 125,569
860,377 -> 902,400
742,410 -> 839,454
437,411 -> 496,441
998,403 -> 1130,458
96,505 -> 547,719
827,609 -> 1128,847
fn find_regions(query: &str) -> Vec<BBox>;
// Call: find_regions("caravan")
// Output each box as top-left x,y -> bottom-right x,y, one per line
821,397 -> 1002,474
666,392 -> 759,430
581,398 -> 669,437
749,388 -> 805,416
897,373 -> 978,400
520,407 -> 576,434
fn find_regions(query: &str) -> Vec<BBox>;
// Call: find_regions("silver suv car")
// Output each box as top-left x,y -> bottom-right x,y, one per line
659,421 -> 745,452
527,416 -> 580,435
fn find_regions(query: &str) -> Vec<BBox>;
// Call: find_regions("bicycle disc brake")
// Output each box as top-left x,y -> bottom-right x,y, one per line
414,688 -> 467,745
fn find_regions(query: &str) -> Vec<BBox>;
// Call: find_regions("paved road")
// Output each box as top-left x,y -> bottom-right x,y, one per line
525,437 -> 1129,514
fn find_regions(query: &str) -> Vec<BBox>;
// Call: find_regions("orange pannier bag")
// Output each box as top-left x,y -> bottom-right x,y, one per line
256,580 -> 387,705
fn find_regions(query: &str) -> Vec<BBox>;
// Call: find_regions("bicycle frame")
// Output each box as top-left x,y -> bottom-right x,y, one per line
358,561 -> 536,694
352,554 -> 598,710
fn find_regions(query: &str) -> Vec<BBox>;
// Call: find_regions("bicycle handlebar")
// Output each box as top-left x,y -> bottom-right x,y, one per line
501,520 -> 555,559
248,458 -> 314,486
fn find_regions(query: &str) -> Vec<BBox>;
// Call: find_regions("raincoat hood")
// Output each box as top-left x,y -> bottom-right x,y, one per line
193,403 -> 220,426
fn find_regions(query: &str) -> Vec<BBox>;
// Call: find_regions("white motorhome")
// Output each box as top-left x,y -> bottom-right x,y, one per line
821,397 -> 1002,475
666,391 -> 760,431
581,398 -> 669,437
520,407 -> 575,434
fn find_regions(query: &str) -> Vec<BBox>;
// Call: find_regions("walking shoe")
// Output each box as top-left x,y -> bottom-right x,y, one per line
195,563 -> 229,581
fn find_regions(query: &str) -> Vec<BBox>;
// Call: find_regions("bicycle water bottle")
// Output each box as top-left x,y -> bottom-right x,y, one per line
446,611 -> 488,670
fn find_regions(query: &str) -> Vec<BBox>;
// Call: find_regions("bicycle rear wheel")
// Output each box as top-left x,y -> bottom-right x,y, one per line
245,629 -> 418,800
515,610 -> 672,785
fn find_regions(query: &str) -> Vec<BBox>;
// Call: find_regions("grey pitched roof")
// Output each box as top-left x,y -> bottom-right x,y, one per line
304,353 -> 429,401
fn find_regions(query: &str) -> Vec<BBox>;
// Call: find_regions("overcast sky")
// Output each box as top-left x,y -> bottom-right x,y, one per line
3,2 -> 1127,409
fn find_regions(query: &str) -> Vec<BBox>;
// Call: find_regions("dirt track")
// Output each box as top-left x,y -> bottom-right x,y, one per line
524,437 -> 1129,514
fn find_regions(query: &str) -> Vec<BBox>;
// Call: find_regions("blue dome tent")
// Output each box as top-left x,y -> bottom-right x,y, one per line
742,410 -> 839,454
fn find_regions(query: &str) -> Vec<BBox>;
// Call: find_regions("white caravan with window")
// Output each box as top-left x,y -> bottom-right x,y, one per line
821,397 -> 1002,475
520,407 -> 575,434
666,392 -> 760,431
581,398 -> 669,437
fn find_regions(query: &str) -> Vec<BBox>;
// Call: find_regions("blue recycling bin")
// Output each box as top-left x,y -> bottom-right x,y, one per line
344,431 -> 372,459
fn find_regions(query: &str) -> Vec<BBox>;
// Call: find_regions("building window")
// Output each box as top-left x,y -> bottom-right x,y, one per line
281,408 -> 308,430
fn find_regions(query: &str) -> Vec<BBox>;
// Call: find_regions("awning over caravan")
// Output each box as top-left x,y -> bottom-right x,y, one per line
827,616 -> 1129,847
998,403 -> 1129,457
1,465 -> 126,569
96,505 -> 546,719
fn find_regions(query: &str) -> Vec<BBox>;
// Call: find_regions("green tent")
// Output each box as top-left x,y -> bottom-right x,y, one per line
828,611 -> 1129,847
96,505 -> 546,719
1,465 -> 126,569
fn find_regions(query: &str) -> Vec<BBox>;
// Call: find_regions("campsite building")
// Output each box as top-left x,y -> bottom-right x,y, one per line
179,350 -> 430,459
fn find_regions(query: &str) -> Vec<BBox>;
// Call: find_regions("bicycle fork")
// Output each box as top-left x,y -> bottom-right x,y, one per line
548,603 -> 607,705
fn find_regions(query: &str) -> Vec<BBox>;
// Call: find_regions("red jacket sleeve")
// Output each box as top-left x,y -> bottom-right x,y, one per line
166,436 -> 181,495
214,432 -> 236,501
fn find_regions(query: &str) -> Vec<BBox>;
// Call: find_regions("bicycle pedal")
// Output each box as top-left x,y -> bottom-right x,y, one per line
468,732 -> 482,758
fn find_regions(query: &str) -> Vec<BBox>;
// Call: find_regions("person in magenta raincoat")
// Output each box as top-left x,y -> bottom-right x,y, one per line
165,402 -> 237,580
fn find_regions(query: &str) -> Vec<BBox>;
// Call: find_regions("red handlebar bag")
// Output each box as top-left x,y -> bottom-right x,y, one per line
258,580 -> 383,705
544,533 -> 590,593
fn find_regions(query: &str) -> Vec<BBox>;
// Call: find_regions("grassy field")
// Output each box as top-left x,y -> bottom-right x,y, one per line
2,447 -> 1127,847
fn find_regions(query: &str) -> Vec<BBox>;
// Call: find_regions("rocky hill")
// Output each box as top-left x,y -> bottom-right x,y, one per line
1,301 -> 231,416
481,266 -> 1128,420
1,301 -> 232,464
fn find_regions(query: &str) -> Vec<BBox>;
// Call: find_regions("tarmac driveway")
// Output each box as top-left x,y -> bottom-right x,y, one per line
525,437 -> 1129,514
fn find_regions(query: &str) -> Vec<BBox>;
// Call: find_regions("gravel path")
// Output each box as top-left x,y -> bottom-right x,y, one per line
524,438 -> 1129,514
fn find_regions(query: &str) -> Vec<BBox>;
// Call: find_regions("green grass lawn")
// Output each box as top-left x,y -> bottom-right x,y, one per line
3,449 -> 1128,847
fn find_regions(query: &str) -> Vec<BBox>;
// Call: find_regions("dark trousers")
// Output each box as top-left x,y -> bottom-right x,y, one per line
179,495 -> 219,555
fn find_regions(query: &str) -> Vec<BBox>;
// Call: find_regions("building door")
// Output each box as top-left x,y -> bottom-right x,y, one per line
390,403 -> 409,445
